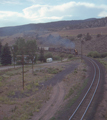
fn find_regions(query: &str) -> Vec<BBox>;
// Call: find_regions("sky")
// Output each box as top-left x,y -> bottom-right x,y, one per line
0,0 -> 107,27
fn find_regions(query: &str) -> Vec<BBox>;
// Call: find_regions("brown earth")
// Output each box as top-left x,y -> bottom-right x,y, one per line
94,74 -> 107,120
30,60 -> 88,120
31,82 -> 65,120
58,26 -> 107,37
0,57 -> 106,120
0,59 -> 82,120
30,57 -> 107,120
94,59 -> 107,120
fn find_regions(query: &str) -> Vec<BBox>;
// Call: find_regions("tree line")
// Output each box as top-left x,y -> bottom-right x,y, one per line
0,38 -> 37,66
0,37 -> 70,66
0,42 -> 11,65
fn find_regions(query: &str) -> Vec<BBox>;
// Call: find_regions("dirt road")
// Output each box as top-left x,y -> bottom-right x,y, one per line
31,61 -> 79,120
0,65 -> 21,70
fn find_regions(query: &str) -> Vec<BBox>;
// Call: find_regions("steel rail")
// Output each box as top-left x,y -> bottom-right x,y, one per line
80,59 -> 100,120
69,58 -> 99,120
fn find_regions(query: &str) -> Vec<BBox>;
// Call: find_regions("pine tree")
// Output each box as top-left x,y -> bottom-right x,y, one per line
1,43 -> 12,65
39,48 -> 45,62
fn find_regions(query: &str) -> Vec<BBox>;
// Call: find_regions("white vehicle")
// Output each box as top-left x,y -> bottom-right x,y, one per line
46,58 -> 53,63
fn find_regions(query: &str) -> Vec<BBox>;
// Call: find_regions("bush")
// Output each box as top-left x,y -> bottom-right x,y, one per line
38,55 -> 46,62
85,33 -> 92,41
47,68 -> 61,74
88,51 -> 107,58
70,37 -> 75,41
64,88 -> 74,100
50,117 -> 56,120
35,82 -> 39,87
68,54 -> 73,59
77,34 -> 82,38
45,52 -> 53,59
87,51 -> 100,58
53,56 -> 60,60
97,34 -> 101,37
100,53 -> 107,58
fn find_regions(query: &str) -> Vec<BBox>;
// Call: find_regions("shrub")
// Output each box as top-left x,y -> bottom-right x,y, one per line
88,51 -> 107,58
100,53 -> 107,58
53,56 -> 60,60
77,34 -> 82,38
64,88 -> 74,100
97,34 -> 101,37
35,82 -> 39,87
83,69 -> 87,72
68,54 -> 73,59
38,55 -> 46,62
87,51 -> 100,58
74,69 -> 78,73
47,68 -> 60,74
85,33 -> 92,41
50,117 -> 56,120
70,37 -> 75,41
45,52 -> 53,59
0,81 -> 3,87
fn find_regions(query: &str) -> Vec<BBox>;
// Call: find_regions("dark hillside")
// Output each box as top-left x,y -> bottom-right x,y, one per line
0,20 -> 84,36
0,17 -> 107,37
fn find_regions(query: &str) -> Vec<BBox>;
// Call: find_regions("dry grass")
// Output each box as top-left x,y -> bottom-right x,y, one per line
49,60 -> 88,119
7,86 -> 52,120
0,61 -> 73,120
63,61 -> 88,100
58,27 -> 107,37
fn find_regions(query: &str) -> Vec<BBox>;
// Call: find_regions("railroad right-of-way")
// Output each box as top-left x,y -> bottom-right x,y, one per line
58,56 -> 105,120
68,57 -> 105,120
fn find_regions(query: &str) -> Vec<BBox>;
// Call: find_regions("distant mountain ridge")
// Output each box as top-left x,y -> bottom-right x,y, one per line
0,17 -> 107,37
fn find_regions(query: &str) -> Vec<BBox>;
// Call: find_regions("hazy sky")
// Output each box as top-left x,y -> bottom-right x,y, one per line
0,0 -> 107,27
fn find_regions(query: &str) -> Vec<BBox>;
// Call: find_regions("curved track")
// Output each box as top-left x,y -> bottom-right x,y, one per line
68,57 -> 102,120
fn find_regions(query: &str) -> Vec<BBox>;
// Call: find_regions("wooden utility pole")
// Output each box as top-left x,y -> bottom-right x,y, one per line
22,51 -> 25,90
81,40 -> 84,62
13,54 -> 15,69
11,46 -> 15,68
81,40 -> 82,62
31,56 -> 34,73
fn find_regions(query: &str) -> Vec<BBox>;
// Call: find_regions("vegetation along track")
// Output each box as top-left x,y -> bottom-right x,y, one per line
68,57 -> 105,120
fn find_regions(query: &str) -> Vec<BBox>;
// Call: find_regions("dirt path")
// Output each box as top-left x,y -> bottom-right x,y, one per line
30,61 -> 79,120
30,60 -> 87,120
31,82 -> 65,120
0,65 -> 21,70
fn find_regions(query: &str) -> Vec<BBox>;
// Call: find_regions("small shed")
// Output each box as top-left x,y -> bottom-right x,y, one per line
46,58 -> 53,63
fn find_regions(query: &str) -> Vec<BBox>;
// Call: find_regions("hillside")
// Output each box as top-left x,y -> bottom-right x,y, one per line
0,17 -> 107,37
74,35 -> 107,55
0,17 -> 107,55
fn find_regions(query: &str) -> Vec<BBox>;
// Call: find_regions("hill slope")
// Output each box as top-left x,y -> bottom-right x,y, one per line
0,17 -> 107,55
0,17 -> 107,37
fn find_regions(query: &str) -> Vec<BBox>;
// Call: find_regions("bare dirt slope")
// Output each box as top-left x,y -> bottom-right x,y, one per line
58,26 -> 107,37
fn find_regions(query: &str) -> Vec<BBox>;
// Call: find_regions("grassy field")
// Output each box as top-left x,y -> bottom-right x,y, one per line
0,59 -> 76,120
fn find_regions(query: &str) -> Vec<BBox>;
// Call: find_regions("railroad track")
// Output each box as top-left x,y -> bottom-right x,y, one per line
69,57 -> 102,120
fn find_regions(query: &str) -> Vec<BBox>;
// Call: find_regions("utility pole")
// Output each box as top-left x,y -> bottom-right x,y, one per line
11,46 -> 15,68
22,48 -> 25,90
81,40 -> 84,62
31,55 -> 34,73
81,40 -> 82,62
